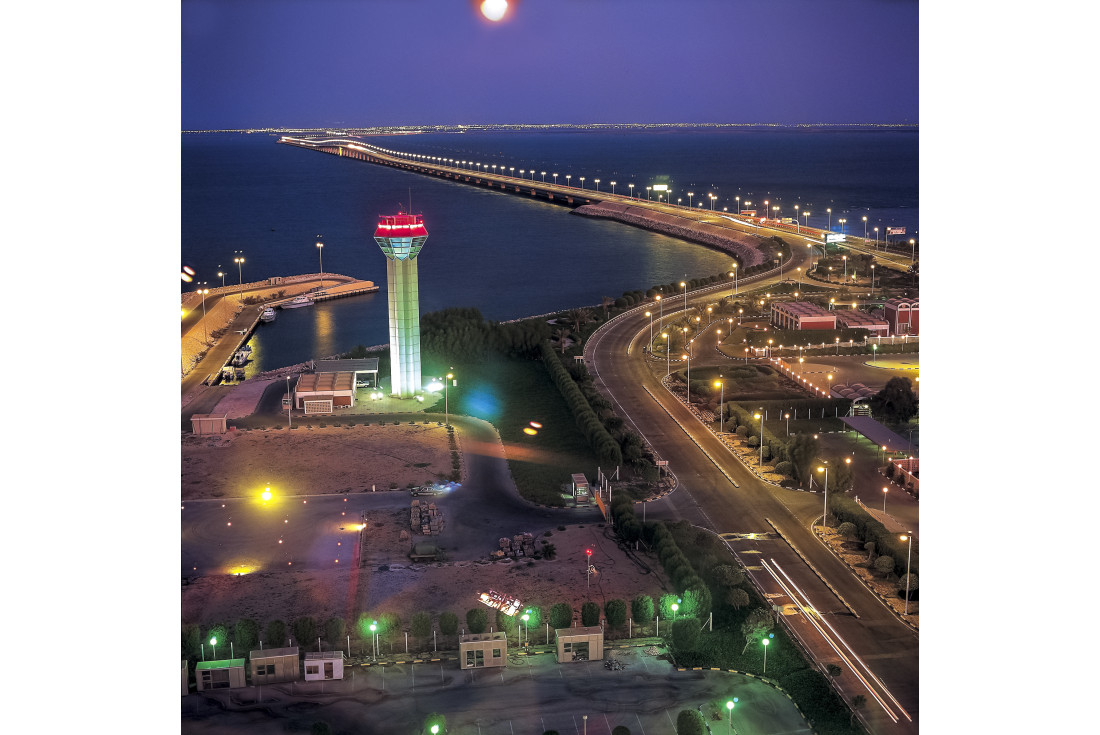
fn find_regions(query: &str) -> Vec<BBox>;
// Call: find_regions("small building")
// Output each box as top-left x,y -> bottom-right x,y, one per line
304,650 -> 345,681
835,310 -> 890,336
313,358 -> 380,388
294,372 -> 355,413
182,660 -> 189,696
771,302 -> 836,331
555,626 -> 604,663
195,659 -> 247,691
459,632 -> 508,669
883,298 -> 919,335
190,413 -> 228,435
571,473 -> 591,504
249,646 -> 300,684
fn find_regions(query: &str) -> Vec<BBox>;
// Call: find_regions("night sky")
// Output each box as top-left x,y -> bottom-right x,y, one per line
182,0 -> 918,130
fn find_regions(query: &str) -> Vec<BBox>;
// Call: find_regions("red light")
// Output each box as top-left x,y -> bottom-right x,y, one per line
586,549 -> 592,556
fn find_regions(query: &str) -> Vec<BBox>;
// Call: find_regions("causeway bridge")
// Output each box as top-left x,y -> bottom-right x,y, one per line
278,135 -> 915,273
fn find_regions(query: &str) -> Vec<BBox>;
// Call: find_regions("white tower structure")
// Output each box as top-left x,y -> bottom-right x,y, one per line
374,212 -> 427,398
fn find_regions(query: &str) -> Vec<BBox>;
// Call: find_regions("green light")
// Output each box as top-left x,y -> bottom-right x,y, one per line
762,638 -> 769,646
209,637 -> 217,646
671,603 -> 679,612
726,700 -> 734,711
431,727 -> 439,734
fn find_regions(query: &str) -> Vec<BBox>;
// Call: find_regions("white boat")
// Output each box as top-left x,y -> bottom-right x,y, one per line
260,306 -> 277,322
281,294 -> 315,309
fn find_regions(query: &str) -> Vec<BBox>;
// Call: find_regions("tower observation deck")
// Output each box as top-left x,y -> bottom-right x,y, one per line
374,212 -> 427,398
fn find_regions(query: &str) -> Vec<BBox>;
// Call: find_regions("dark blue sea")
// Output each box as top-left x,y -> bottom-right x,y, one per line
182,129 -> 917,373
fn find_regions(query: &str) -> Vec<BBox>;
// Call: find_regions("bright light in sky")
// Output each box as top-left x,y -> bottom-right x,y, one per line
481,0 -> 507,22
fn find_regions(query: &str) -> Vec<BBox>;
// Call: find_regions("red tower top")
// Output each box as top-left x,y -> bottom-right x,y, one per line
375,213 -> 427,238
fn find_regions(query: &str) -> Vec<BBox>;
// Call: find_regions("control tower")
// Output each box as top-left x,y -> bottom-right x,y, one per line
374,212 -> 427,398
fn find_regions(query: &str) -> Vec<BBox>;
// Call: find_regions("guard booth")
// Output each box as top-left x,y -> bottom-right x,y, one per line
571,473 -> 591,505
190,413 -> 228,435
249,646 -> 300,684
459,632 -> 507,670
304,651 -> 345,681
195,659 -> 247,691
555,627 -> 603,663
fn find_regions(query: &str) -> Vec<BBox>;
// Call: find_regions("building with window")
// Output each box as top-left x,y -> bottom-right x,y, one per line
883,298 -> 919,335
459,632 -> 508,669
249,646 -> 300,685
770,301 -> 836,331
304,651 -> 345,681
555,626 -> 604,663
293,372 -> 355,413
194,659 -> 247,691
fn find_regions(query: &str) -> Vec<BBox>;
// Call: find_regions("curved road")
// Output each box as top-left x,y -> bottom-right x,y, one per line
585,286 -> 918,735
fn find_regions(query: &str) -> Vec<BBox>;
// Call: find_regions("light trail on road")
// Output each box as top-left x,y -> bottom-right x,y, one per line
762,557 -> 911,724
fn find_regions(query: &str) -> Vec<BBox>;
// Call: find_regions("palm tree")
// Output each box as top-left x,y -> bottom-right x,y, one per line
601,296 -> 615,320
552,327 -> 572,354
564,308 -> 594,334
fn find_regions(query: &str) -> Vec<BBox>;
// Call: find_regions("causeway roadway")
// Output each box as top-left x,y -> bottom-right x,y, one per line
585,284 -> 919,735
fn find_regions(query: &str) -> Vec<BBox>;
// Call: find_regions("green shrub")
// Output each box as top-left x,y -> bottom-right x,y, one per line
774,460 -> 793,477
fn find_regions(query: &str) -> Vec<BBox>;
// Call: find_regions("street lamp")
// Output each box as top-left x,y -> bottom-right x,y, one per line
842,254 -> 847,281
593,178 -> 600,191
541,171 -> 546,182
730,263 -> 738,296
827,207 -> 832,231
784,412 -> 790,436
579,176 -> 585,189
726,699 -> 738,735
873,343 -> 878,363
681,281 -> 687,312
682,353 -> 691,404
234,253 -> 245,301
663,333 -> 670,376
817,463 -> 829,527
753,411 -> 764,466
883,486 -> 889,512
900,533 -> 914,614
198,285 -> 210,344
687,192 -> 694,208
553,172 -> 558,185
628,183 -> 634,198
445,371 -> 454,427
586,548 -> 593,589
316,239 -> 324,289
286,375 -> 293,428
762,634 -> 772,674
610,181 -> 616,195
210,636 -> 218,659
645,310 -> 654,348
871,264 -> 876,293
217,270 -> 224,288
735,195 -> 741,214
863,215 -> 868,240
835,336 -> 841,355
369,621 -> 378,659
910,238 -> 916,264
715,380 -> 724,432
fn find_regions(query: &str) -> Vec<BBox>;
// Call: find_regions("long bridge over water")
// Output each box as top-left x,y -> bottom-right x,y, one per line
278,136 -> 916,274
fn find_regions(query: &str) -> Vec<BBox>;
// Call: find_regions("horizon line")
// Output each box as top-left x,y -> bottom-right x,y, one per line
183,122 -> 918,134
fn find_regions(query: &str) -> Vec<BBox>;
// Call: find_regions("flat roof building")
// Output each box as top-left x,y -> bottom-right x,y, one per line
555,626 -> 604,663
294,372 -> 355,413
304,651 -> 345,681
459,632 -> 508,669
195,659 -> 247,691
835,310 -> 890,336
249,646 -> 300,684
190,413 -> 228,435
771,301 -> 836,331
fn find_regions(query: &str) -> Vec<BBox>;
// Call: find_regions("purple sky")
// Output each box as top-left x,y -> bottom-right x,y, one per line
182,0 -> 917,130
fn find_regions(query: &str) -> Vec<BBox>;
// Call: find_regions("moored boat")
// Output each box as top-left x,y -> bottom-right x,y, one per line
281,294 -> 314,309
260,306 -> 277,322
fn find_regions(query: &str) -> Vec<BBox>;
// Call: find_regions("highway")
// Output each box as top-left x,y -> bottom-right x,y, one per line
585,284 -> 919,735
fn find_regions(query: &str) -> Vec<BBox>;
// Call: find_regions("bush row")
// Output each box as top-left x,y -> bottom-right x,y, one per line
540,341 -> 622,467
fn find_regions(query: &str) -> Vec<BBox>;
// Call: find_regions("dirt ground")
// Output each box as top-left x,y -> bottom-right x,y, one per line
182,524 -> 671,636
181,424 -> 455,499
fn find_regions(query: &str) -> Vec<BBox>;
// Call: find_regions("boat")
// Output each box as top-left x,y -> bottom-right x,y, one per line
231,344 -> 252,367
260,306 -> 277,322
281,294 -> 315,309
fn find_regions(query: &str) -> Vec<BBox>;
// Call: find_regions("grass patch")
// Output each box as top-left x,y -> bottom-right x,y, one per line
434,353 -> 600,506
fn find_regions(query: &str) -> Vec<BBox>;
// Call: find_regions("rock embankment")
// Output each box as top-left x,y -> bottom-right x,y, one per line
572,202 -> 770,267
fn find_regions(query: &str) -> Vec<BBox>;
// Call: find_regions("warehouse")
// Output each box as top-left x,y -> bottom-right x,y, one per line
293,372 -> 355,414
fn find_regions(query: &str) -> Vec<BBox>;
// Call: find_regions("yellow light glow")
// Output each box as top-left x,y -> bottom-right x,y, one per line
523,427 -> 538,435
262,488 -> 272,501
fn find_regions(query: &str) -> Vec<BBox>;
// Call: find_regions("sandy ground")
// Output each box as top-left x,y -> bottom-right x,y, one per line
181,424 -> 455,499
182,524 -> 671,636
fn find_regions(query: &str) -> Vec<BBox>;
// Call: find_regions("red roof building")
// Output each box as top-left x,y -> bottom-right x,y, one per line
771,301 -> 836,331
883,298 -> 919,335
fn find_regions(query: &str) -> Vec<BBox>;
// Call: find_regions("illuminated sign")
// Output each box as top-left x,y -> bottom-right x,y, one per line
887,227 -> 906,235
478,589 -> 522,616
825,234 -> 847,243
652,184 -> 668,191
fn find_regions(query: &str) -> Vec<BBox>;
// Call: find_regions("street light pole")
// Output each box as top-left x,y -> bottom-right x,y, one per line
316,239 -> 324,290
716,380 -> 724,433
901,533 -> 913,614
883,486 -> 888,513
198,286 -> 209,344
663,333 -> 670,377
762,636 -> 770,674
817,464 -> 829,527
234,252 -> 245,302
286,375 -> 293,428
445,371 -> 454,428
